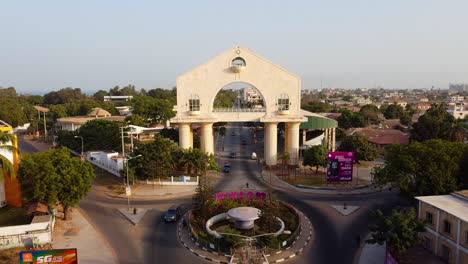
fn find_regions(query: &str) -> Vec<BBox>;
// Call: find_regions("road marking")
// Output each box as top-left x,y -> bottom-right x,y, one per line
275,258 -> 284,262
276,251 -> 282,254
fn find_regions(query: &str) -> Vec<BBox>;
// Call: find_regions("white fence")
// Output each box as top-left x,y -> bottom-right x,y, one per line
144,176 -> 199,186
0,214 -> 55,249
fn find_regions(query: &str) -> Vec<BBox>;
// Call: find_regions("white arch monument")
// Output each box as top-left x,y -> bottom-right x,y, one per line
171,46 -> 306,166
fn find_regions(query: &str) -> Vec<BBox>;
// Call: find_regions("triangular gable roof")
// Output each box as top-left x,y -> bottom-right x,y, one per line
177,46 -> 300,81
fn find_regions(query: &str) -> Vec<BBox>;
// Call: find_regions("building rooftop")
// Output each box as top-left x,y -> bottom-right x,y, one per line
57,115 -> 125,124
416,193 -> 468,222
350,128 -> 410,145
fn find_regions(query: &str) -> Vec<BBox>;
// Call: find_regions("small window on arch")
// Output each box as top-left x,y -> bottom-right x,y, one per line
188,95 -> 200,112
277,94 -> 290,111
232,57 -> 246,67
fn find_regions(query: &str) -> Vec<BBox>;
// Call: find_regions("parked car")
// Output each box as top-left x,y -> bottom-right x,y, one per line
251,152 -> 257,160
164,205 -> 182,222
241,139 -> 247,145
223,163 -> 231,173
230,152 -> 236,158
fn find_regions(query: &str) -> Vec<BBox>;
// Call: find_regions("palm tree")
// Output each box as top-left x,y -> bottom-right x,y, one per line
0,132 -> 18,180
180,148 -> 207,177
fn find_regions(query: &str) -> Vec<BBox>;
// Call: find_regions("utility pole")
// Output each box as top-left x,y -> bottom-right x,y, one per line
43,111 -> 47,139
121,126 -> 126,187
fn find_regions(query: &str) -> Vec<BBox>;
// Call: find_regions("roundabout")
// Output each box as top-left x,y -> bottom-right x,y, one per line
177,193 -> 314,264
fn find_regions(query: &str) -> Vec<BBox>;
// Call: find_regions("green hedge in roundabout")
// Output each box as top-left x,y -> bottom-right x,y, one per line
188,191 -> 300,254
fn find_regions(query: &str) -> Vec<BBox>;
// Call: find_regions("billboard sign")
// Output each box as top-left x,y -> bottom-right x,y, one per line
19,248 -> 78,264
327,151 -> 354,182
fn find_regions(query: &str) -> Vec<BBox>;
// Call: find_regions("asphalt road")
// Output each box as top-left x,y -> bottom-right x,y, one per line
17,128 -> 400,264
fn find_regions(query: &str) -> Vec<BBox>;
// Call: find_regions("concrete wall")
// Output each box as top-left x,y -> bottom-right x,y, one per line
144,176 -> 199,186
86,151 -> 123,176
0,215 -> 54,249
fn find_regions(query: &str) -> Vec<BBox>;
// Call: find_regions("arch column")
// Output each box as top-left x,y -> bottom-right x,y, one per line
331,128 -> 336,151
286,122 -> 301,164
179,123 -> 192,149
264,122 -> 278,166
189,125 -> 194,147
200,122 -> 214,155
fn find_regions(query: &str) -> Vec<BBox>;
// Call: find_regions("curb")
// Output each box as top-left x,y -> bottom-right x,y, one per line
118,209 -> 138,226
177,221 -> 229,264
177,206 -> 314,264
260,171 -> 389,196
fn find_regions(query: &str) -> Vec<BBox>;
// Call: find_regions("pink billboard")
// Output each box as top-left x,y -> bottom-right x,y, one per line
327,151 -> 354,182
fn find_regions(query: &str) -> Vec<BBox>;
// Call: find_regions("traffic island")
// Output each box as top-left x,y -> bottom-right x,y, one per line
177,193 -> 314,263
118,208 -> 149,225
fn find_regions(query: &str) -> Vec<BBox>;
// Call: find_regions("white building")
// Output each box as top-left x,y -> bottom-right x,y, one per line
448,103 -> 468,119
86,151 -> 124,176
56,108 -> 125,131
448,95 -> 465,104
354,97 -> 372,106
416,191 -> 468,264
103,95 -> 133,102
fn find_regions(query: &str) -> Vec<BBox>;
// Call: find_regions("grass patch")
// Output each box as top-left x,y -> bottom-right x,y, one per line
280,171 -> 370,188
0,206 -> 30,227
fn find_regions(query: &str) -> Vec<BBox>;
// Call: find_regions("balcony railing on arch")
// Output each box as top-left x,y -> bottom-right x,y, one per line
212,107 -> 266,113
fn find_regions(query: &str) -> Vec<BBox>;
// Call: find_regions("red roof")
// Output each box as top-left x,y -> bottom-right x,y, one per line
354,128 -> 409,145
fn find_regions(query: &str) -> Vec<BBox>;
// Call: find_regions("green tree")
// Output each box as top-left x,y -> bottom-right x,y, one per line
57,119 -> 125,152
0,132 -> 17,180
132,135 -> 178,180
43,87 -> 87,105
339,134 -> 377,163
383,104 -> 404,119
257,197 -> 280,233
126,114 -> 149,127
93,90 -> 109,101
372,139 -> 467,198
399,112 -> 412,126
18,148 -> 95,220
147,88 -> 177,104
302,101 -> 333,113
192,180 -> 215,219
411,104 -> 456,142
0,87 -> 29,127
179,148 -> 208,177
342,95 -> 354,102
366,209 -> 425,257
213,90 -> 238,108
359,104 -> 380,124
131,95 -> 175,125
338,109 -> 365,129
302,143 -> 328,174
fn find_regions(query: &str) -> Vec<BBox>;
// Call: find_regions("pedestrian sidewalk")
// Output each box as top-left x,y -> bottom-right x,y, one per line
177,208 -> 313,264
52,208 -> 118,264
104,184 -> 197,200
21,135 -> 52,152
260,170 -> 389,196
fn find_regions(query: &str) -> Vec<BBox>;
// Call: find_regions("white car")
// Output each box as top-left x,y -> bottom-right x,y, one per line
251,152 -> 257,160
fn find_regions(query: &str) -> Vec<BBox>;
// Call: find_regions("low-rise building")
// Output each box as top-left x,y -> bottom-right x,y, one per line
417,102 -> 432,111
354,97 -> 372,106
448,95 -> 465,104
349,128 -> 410,152
103,95 -> 133,102
448,103 -> 468,119
56,108 -> 125,131
416,191 -> 468,264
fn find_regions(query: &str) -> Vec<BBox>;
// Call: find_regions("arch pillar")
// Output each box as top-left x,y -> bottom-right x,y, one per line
264,122 -> 278,166
286,122 -> 301,164
331,128 -> 336,151
200,122 -> 214,155
189,125 -> 194,147
179,123 -> 192,149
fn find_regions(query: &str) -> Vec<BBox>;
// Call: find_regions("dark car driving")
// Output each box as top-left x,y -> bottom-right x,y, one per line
164,205 -> 182,222
223,163 -> 231,173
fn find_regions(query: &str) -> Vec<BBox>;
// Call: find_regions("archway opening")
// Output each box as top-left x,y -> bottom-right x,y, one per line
212,82 -> 265,112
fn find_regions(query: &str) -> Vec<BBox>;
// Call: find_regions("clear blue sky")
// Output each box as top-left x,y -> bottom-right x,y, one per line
1,0 -> 467,94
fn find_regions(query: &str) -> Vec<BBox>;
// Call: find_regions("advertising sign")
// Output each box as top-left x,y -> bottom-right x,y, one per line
19,248 -> 78,264
327,151 -> 354,182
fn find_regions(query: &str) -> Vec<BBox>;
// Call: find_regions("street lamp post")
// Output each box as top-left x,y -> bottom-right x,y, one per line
74,136 -> 84,160
125,154 -> 142,210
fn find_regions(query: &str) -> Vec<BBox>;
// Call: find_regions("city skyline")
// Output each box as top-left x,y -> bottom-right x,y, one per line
1,0 -> 468,94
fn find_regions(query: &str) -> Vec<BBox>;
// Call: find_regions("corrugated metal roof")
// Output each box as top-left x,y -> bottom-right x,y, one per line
300,110 -> 338,130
